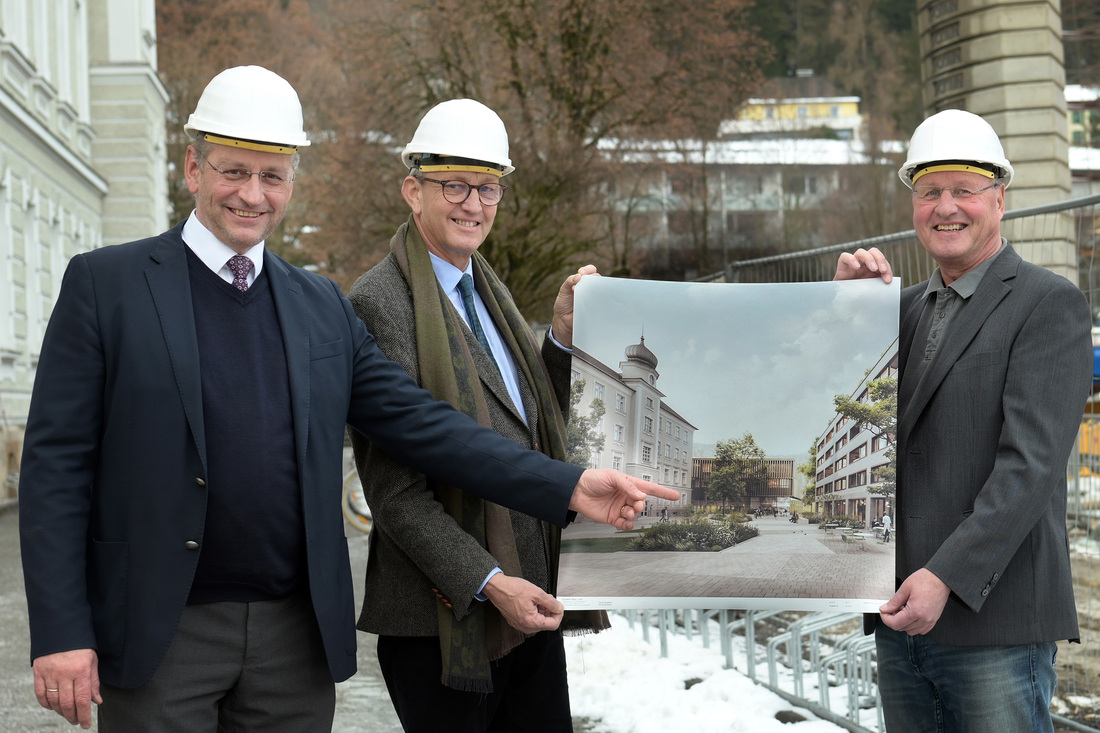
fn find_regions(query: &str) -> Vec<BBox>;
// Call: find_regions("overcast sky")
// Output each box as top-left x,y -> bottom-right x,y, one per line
572,276 -> 900,459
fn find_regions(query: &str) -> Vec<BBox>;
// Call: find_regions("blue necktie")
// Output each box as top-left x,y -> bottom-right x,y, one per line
456,274 -> 500,374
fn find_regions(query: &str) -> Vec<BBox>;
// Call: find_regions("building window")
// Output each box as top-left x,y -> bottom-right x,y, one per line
797,105 -> 807,118
594,382 -> 605,400
642,474 -> 652,482
646,396 -> 653,409
613,454 -> 622,471
644,416 -> 653,434
665,444 -> 671,457
664,468 -> 670,482
871,463 -> 890,483
642,445 -> 652,463
675,426 -> 681,439
872,435 -> 889,452
614,424 -> 624,442
1074,130 -> 1086,145
1073,110 -> 1084,124
831,105 -> 840,118
571,369 -> 580,382
849,471 -> 867,488
666,421 -> 672,435
849,442 -> 868,462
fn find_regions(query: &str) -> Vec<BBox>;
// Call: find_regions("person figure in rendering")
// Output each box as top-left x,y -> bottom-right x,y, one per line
18,68 -> 678,732
347,98 -> 608,732
880,513 -> 891,544
835,108 -> 1092,732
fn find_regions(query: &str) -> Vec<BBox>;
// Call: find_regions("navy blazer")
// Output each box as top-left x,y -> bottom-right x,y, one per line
894,244 -> 1091,645
19,222 -> 583,688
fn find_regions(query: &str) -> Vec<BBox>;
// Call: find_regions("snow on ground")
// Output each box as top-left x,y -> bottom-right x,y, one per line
565,616 -> 875,732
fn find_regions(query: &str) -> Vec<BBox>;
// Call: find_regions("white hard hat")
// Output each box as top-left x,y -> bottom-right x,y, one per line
401,99 -> 513,176
184,66 -> 310,154
898,109 -> 1013,189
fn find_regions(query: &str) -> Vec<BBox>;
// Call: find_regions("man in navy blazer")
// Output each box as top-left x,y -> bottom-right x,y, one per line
18,66 -> 676,731
837,110 -> 1092,731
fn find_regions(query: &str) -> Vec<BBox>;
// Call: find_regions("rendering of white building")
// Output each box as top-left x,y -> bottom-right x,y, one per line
570,336 -> 696,510
0,0 -> 167,498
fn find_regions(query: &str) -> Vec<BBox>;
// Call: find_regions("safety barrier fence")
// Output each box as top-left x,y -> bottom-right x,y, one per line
628,193 -> 1100,731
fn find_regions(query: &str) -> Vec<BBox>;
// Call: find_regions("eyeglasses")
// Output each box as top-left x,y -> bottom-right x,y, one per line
418,176 -> 507,206
912,183 -> 998,202
196,150 -> 294,191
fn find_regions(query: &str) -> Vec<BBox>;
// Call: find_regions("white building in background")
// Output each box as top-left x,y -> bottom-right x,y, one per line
0,0 -> 167,498
814,339 -> 899,526
570,336 -> 696,512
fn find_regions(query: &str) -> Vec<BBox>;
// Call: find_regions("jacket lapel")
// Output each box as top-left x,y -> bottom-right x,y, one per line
145,228 -> 207,470
461,326 -> 528,427
265,253 -> 310,469
900,246 -> 1018,435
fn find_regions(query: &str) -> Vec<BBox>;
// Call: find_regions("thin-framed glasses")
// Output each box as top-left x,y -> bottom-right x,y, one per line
912,183 -> 998,202
418,176 -> 507,206
196,149 -> 294,191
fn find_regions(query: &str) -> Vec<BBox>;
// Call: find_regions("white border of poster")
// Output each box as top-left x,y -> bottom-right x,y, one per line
558,276 -> 900,613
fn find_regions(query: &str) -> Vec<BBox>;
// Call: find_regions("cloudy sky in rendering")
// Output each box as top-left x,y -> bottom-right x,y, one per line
572,276 -> 900,459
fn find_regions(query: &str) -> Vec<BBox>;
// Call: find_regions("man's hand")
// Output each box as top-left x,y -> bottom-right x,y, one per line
879,568 -> 951,636
834,247 -> 893,283
484,574 -> 564,634
570,469 -> 680,530
551,265 -> 599,349
33,648 -> 101,729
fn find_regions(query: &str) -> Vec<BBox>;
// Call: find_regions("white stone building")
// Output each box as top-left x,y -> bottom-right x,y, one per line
570,336 -> 696,511
0,0 -> 166,498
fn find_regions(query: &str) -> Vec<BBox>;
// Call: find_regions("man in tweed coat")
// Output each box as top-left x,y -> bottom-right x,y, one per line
347,99 -> 606,731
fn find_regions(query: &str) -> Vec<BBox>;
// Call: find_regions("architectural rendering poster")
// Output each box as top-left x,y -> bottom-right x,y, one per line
559,276 -> 901,612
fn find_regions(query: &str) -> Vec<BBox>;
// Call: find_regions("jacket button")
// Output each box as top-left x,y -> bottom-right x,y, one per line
195,478 -> 207,486
185,541 -> 199,550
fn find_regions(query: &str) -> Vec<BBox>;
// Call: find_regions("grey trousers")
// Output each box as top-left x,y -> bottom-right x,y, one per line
98,593 -> 335,732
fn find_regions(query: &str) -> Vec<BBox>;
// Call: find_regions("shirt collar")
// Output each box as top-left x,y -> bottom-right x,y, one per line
429,251 -> 472,293
924,238 -> 1005,300
181,210 -> 265,277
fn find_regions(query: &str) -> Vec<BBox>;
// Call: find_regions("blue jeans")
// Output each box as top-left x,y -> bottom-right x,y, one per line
875,624 -> 1057,733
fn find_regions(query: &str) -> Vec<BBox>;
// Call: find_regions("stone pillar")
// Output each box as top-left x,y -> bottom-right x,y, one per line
918,0 -> 1076,279
87,0 -> 168,246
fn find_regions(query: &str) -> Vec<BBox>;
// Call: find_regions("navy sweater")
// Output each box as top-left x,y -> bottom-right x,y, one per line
186,249 -> 304,604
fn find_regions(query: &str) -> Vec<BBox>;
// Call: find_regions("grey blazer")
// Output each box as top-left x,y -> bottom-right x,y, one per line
896,243 -> 1091,645
346,253 -> 572,636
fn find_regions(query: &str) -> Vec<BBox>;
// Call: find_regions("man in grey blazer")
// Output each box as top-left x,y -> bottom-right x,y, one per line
836,109 -> 1092,732
347,99 -> 606,731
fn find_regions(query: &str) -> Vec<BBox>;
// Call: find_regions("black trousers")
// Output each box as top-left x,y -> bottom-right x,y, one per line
377,630 -> 572,733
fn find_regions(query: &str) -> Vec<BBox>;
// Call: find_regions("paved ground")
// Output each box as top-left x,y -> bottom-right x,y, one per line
559,514 -> 895,607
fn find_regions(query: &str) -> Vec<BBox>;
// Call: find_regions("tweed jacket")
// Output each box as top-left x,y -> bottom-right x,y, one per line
895,243 -> 1091,645
347,252 -> 572,635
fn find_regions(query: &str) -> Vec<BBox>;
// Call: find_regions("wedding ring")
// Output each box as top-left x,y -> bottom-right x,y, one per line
46,688 -> 58,693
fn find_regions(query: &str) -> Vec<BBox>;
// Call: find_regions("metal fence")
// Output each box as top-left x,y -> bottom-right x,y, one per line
632,193 -> 1100,731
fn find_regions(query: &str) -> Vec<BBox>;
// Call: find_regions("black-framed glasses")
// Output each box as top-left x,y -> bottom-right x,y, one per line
418,176 -> 507,206
912,182 -> 998,203
196,149 -> 294,191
